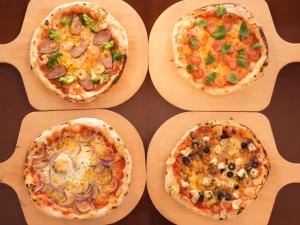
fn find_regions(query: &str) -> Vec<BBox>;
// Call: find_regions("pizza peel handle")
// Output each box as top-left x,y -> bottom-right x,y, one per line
275,38 -> 300,66
0,38 -> 24,67
0,151 -> 22,188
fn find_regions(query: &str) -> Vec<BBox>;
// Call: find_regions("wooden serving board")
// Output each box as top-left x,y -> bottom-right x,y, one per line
147,112 -> 300,225
149,0 -> 300,111
0,109 -> 146,225
0,0 -> 148,110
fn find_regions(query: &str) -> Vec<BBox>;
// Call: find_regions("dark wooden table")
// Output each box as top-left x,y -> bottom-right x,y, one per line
0,0 -> 299,224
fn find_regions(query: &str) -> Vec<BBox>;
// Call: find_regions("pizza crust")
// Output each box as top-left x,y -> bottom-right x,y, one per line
24,118 -> 132,219
165,120 -> 270,220
173,3 -> 269,95
30,1 -> 128,103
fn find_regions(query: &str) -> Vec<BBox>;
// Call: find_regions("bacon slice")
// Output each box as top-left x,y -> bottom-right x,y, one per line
93,29 -> 112,45
38,40 -> 60,54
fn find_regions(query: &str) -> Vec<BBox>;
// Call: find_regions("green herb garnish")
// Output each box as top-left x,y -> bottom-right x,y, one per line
186,64 -> 198,72
60,16 -> 71,27
237,48 -> 247,56
252,42 -> 263,49
49,29 -> 60,40
101,71 -> 110,83
58,75 -> 77,84
216,5 -> 227,18
91,71 -> 101,84
101,41 -> 116,50
80,13 -> 93,25
236,56 -> 248,68
227,73 -> 238,84
189,37 -> 199,49
195,19 -> 208,27
239,23 -> 249,41
205,72 -> 218,85
113,51 -> 122,61
47,52 -> 62,68
212,25 -> 226,40
206,54 -> 215,65
221,44 -> 232,54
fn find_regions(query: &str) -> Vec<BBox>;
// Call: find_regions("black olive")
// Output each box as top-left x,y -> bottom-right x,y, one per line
220,132 -> 229,139
44,19 -> 49,25
217,192 -> 224,200
251,160 -> 259,168
197,193 -> 205,202
234,185 -> 239,190
182,157 -> 190,166
228,163 -> 236,170
220,168 -> 226,173
226,171 -> 234,178
245,165 -> 252,173
203,145 -> 210,153
225,193 -> 232,201
232,128 -> 237,134
241,142 -> 248,149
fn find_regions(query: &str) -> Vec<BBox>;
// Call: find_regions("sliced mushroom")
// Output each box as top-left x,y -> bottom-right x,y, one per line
71,39 -> 89,58
93,29 -> 112,45
46,64 -> 67,79
99,55 -> 113,69
70,16 -> 81,35
78,76 -> 94,91
38,40 -> 60,54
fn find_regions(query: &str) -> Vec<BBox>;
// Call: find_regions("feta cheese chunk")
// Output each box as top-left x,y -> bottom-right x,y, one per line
237,168 -> 247,178
180,180 -> 189,188
180,148 -> 192,157
232,199 -> 242,209
203,136 -> 210,142
204,190 -> 213,199
202,177 -> 212,186
248,143 -> 256,152
217,162 -> 225,170
190,190 -> 200,203
233,192 -> 239,198
210,157 -> 218,165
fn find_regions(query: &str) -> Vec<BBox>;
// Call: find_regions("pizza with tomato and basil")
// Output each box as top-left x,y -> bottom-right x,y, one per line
173,3 -> 268,95
165,120 -> 270,220
30,1 -> 128,102
24,118 -> 132,219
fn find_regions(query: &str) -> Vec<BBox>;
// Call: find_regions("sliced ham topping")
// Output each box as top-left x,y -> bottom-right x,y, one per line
79,76 -> 94,91
46,64 -> 67,79
71,40 -> 89,58
93,29 -> 112,45
100,55 -> 113,69
70,16 -> 81,35
38,40 -> 60,54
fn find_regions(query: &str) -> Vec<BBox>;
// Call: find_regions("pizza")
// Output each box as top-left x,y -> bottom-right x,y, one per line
173,3 -> 268,95
165,120 -> 270,220
30,1 -> 128,102
24,118 -> 132,219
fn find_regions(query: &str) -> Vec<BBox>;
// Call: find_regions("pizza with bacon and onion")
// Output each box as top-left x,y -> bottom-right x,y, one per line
173,3 -> 268,95
24,118 -> 131,219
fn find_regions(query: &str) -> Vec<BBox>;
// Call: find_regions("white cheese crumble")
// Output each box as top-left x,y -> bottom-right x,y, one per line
190,190 -> 200,203
248,143 -> 257,152
210,157 -> 218,165
180,180 -> 189,188
237,169 -> 247,178
232,199 -> 242,210
180,148 -> 192,157
217,162 -> 225,170
233,192 -> 239,198
204,190 -> 213,199
202,136 -> 210,142
202,177 -> 212,186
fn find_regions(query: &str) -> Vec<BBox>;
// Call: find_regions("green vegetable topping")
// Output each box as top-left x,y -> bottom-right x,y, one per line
195,19 -> 208,27
47,52 -> 62,68
227,73 -> 238,84
113,51 -> 122,61
60,16 -> 71,27
212,25 -> 226,40
236,56 -> 248,68
58,75 -> 77,84
90,71 -> 100,84
237,48 -> 247,56
204,72 -> 218,85
221,44 -> 232,54
101,41 -> 116,50
216,5 -> 227,18
239,23 -> 249,41
80,13 -> 93,26
90,25 -> 99,33
206,54 -> 215,65
101,71 -> 110,83
189,37 -> 199,49
186,64 -> 198,72
252,42 -> 263,49
49,29 -> 60,40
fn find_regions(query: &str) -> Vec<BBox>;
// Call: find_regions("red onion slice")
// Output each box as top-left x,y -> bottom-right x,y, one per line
107,177 -> 119,194
34,183 -> 46,192
32,160 -> 48,169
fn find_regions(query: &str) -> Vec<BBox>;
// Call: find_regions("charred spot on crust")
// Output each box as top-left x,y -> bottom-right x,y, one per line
44,19 -> 49,25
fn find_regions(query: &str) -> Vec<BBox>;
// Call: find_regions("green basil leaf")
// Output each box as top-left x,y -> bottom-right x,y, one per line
60,16 -> 71,27
236,56 -> 248,68
204,72 -> 218,85
47,52 -> 62,68
228,73 -> 238,84
252,42 -> 263,49
186,64 -> 198,72
189,37 -> 199,49
113,51 -> 122,61
195,19 -> 208,27
49,29 -> 60,40
239,23 -> 249,41
237,48 -> 247,56
206,54 -> 215,65
91,71 -> 101,84
80,13 -> 93,26
216,5 -> 227,18
101,40 -> 116,50
221,44 -> 232,54
212,25 -> 226,40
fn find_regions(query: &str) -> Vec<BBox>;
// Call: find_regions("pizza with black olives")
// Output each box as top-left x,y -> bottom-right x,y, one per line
173,3 -> 268,95
24,118 -> 132,219
165,120 -> 270,220
30,1 -> 128,102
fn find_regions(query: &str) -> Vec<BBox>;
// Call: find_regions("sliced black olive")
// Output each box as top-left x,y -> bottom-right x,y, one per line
217,192 -> 224,200
241,142 -> 248,149
197,193 -> 205,202
182,157 -> 190,166
220,130 -> 229,139
234,185 -> 239,190
225,193 -> 232,201
251,160 -> 259,168
203,145 -> 210,153
232,128 -> 237,134
226,171 -> 234,178
228,163 -> 236,170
